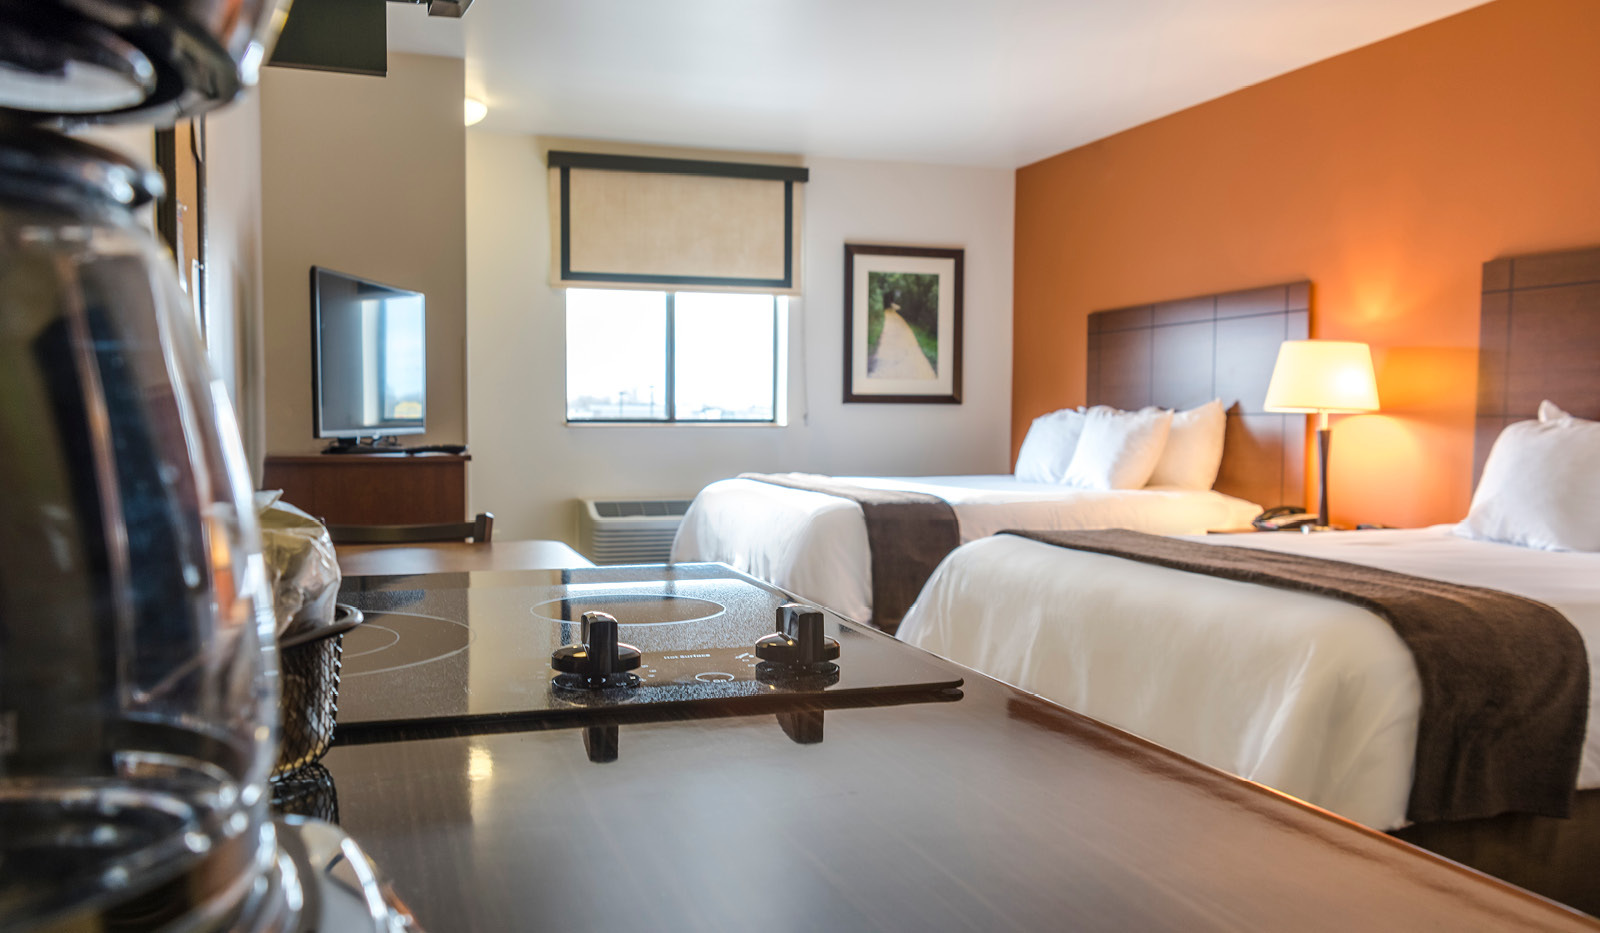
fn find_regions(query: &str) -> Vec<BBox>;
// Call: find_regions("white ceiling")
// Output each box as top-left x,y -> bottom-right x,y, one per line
387,0 -> 1486,169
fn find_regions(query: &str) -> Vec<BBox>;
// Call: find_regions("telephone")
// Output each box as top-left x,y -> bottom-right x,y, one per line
1252,505 -> 1321,531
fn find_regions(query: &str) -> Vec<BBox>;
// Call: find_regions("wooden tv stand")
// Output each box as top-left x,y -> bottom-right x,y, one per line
262,453 -> 470,525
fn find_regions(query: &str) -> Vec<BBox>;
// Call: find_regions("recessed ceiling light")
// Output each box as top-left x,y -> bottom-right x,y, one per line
464,97 -> 488,127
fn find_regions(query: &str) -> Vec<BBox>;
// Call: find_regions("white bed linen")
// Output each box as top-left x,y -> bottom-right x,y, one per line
897,526 -> 1600,830
670,475 -> 1262,623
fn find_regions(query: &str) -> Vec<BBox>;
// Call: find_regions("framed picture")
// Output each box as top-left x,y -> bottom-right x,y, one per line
843,244 -> 963,404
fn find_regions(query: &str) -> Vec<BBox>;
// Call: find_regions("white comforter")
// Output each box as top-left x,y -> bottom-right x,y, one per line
898,526 -> 1600,830
670,475 -> 1263,623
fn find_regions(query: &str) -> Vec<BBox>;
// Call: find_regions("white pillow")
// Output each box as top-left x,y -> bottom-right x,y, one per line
1014,408 -> 1086,484
1062,406 -> 1174,490
1458,403 -> 1600,551
1540,400 -> 1571,422
1146,399 -> 1226,490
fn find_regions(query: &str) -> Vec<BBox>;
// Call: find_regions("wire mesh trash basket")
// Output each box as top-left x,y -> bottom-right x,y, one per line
272,603 -> 363,777
270,763 -> 340,823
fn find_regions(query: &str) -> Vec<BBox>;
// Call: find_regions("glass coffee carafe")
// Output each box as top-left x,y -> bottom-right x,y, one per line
0,1 -> 416,927
0,128 -> 284,929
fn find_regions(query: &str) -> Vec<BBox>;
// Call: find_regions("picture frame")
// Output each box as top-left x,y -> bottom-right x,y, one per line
156,119 -> 208,341
843,244 -> 964,404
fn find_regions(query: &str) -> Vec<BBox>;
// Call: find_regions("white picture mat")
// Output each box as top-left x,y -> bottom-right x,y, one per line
850,253 -> 956,396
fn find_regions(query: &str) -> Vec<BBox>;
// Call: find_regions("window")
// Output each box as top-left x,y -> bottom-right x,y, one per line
566,289 -> 784,423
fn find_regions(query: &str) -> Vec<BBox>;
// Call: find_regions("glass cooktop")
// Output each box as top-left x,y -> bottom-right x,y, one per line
332,564 -> 963,740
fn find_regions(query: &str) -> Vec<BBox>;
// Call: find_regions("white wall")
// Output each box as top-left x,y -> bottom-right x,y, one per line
204,90 -> 266,477
467,136 -> 1014,543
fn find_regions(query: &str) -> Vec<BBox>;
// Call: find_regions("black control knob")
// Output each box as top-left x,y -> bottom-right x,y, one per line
551,611 -> 642,688
755,603 -> 840,672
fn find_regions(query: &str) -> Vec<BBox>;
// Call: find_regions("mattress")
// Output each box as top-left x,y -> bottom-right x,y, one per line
670,475 -> 1263,624
897,526 -> 1600,830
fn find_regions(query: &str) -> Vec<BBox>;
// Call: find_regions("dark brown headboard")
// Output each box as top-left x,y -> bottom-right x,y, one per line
1475,246 -> 1600,484
1087,281 -> 1309,509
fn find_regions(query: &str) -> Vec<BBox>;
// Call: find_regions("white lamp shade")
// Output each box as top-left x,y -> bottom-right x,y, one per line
464,97 -> 488,126
1263,340 -> 1380,413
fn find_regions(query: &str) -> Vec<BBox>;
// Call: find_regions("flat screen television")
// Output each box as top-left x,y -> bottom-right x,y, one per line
311,266 -> 426,444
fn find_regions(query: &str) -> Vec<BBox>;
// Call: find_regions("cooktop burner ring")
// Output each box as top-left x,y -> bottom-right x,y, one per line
342,625 -> 401,658
340,611 -> 474,678
529,594 -> 725,628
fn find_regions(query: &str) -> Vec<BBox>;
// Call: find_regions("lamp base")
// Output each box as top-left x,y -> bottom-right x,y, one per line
1316,424 -> 1331,528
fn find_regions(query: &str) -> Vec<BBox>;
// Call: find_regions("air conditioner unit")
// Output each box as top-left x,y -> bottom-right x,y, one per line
576,498 -> 693,565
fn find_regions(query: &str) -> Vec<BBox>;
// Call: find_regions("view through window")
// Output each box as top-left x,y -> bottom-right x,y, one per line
566,289 -> 782,422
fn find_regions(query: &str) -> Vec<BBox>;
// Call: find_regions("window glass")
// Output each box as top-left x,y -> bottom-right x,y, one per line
565,289 -> 668,420
673,292 -> 777,421
565,289 -> 781,423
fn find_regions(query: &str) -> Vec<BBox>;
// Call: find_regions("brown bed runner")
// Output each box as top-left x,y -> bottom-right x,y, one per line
1003,528 -> 1588,823
739,474 -> 960,634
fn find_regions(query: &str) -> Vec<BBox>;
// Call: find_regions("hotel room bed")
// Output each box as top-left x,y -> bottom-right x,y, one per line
902,242 -> 1600,909
671,474 -> 1261,625
898,525 -> 1600,831
673,280 -> 1314,629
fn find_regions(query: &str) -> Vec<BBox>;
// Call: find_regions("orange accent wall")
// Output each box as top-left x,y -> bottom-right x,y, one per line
1013,0 -> 1600,528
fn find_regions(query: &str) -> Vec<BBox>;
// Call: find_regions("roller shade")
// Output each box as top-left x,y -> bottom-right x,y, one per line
549,151 -> 807,294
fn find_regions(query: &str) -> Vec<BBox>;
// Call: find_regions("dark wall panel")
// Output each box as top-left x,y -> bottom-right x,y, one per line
1094,330 -> 1153,411
1151,321 -> 1215,410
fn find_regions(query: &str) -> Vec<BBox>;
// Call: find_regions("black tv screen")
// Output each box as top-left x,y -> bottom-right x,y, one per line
311,267 -> 426,439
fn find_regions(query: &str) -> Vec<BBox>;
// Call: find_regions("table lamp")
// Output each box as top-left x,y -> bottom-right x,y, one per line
1263,340 -> 1380,528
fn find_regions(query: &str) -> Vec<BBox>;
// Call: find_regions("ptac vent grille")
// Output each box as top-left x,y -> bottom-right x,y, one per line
593,500 -> 691,519
577,498 -> 694,564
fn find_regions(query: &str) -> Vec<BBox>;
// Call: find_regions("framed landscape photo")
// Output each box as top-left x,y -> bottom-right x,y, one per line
843,244 -> 964,403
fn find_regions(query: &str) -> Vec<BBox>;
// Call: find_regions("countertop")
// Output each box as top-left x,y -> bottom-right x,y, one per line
315,569 -> 1598,933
